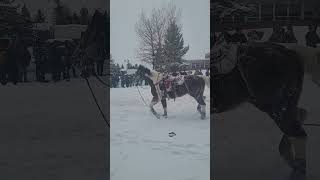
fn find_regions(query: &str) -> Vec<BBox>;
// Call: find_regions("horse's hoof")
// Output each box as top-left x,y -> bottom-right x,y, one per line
163,115 -> 168,118
290,169 -> 306,180
279,135 -> 294,165
201,113 -> 206,120
298,108 -> 307,123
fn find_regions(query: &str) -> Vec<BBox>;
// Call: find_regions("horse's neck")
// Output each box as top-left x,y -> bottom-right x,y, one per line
146,71 -> 162,84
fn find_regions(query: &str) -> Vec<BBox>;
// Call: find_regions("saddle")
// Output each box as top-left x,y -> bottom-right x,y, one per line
163,75 -> 185,91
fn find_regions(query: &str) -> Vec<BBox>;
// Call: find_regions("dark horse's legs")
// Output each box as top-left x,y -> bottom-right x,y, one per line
161,98 -> 167,118
149,81 -> 168,119
195,94 -> 206,120
150,96 -> 160,119
267,92 -> 307,179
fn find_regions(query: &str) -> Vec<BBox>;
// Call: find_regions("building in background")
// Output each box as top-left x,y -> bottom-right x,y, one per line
212,0 -> 320,31
182,53 -> 210,70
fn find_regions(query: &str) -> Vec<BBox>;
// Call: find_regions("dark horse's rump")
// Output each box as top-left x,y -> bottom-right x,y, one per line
212,42 -> 307,178
214,42 -> 304,114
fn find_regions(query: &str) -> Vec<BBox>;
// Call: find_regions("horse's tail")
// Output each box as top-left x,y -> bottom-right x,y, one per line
199,75 -> 210,88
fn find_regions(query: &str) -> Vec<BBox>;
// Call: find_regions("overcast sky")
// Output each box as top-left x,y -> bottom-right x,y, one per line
22,0 -> 108,15
111,0 -> 210,66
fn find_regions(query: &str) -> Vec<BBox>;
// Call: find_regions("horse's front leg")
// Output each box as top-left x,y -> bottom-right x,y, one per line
150,97 -> 160,119
273,108 -> 307,180
195,96 -> 206,120
161,98 -> 167,118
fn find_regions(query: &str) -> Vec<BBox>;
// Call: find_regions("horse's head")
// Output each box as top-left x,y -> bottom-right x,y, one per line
135,65 -> 152,80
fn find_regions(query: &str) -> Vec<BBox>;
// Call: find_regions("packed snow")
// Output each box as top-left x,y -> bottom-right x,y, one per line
110,86 -> 210,180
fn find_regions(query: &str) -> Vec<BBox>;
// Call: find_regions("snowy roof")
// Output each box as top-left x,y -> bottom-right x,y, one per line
47,38 -> 73,43
126,69 -> 137,75
32,23 -> 51,30
54,24 -> 87,39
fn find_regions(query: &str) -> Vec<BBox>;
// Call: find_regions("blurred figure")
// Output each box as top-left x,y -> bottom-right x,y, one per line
284,25 -> 297,43
247,30 -> 264,42
306,24 -> 320,48
231,27 -> 247,43
205,69 -> 210,76
269,24 -> 285,43
194,69 -> 203,75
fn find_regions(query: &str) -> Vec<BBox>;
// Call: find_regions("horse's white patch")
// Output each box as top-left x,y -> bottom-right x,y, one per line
146,70 -> 163,84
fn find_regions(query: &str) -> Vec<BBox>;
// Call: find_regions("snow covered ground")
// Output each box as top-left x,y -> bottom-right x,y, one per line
110,86 -> 210,180
0,78 -> 108,179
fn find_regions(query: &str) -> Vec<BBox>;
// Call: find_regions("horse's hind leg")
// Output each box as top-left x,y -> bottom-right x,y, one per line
197,104 -> 201,113
150,96 -> 160,119
271,108 -> 307,179
195,95 -> 206,120
161,98 -> 168,118
297,108 -> 307,123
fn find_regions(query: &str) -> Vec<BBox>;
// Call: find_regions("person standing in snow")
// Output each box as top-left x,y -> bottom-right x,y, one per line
205,69 -> 210,77
284,25 -> 297,43
306,24 -> 320,48
231,27 -> 247,43
269,24 -> 285,43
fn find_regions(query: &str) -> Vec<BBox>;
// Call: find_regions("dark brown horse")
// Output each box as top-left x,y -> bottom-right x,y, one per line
212,40 -> 307,180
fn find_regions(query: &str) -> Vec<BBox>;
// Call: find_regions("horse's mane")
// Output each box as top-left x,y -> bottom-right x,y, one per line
138,65 -> 152,76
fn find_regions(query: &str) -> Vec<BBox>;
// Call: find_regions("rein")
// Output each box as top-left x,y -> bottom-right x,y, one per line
84,76 -> 110,127
74,59 -> 110,127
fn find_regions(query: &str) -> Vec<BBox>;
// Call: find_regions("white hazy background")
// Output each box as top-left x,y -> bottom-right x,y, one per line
110,0 -> 210,66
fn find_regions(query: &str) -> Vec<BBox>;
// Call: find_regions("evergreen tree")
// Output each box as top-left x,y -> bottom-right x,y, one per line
80,7 -> 89,25
54,0 -> 64,24
54,0 -> 71,24
121,64 -> 124,69
21,4 -> 31,20
163,21 -> 189,65
72,12 -> 80,24
126,60 -> 133,69
34,9 -> 45,23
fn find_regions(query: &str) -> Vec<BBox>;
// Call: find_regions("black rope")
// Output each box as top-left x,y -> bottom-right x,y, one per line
304,123 -> 320,127
94,73 -> 110,87
136,86 -> 149,107
84,77 -> 110,127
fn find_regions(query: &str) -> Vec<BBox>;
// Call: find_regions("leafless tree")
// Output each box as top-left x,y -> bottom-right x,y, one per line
135,1 -> 182,69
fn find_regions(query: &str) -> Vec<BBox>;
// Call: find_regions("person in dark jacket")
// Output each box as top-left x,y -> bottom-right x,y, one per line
232,27 -> 247,43
7,36 -> 20,84
194,69 -> 203,75
269,24 -> 285,43
306,24 -> 320,48
284,25 -> 297,43
205,69 -> 210,76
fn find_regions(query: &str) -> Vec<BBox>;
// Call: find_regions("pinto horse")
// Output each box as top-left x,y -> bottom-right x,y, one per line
135,65 -> 209,120
212,41 -> 308,180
